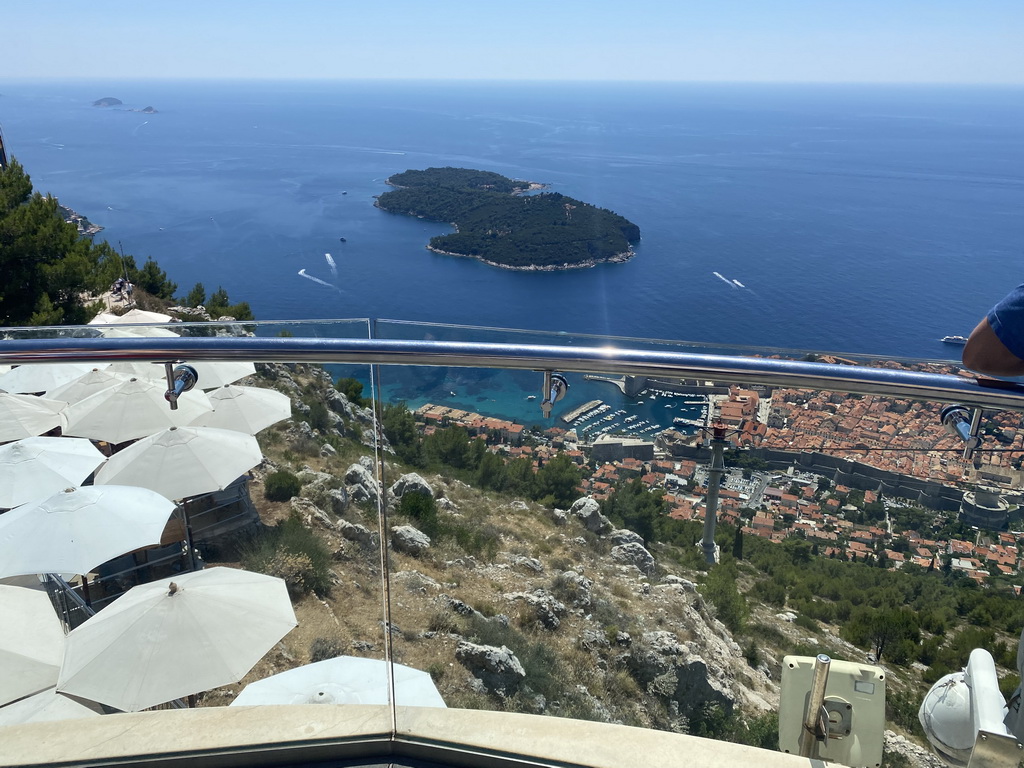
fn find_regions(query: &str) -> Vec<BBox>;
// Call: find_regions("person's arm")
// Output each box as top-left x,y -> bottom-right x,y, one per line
963,318 -> 1024,377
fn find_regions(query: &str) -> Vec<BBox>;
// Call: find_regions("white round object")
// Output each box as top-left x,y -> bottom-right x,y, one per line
919,672 -> 975,768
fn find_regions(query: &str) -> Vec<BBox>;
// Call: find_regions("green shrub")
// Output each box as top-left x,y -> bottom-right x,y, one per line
307,400 -> 331,432
240,514 -> 333,596
310,637 -> 344,663
264,470 -> 301,501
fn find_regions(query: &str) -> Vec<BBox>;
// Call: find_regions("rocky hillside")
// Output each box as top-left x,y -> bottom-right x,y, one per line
207,361 -> 936,762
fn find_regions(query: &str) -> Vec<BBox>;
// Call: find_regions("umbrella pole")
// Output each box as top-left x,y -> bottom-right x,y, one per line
180,500 -> 198,571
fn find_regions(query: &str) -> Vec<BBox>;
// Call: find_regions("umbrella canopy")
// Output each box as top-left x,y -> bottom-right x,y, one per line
57,567 -> 297,712
104,362 -> 166,380
0,394 -> 66,443
0,586 -> 66,707
44,368 -> 131,405
0,364 -> 106,395
94,425 -> 262,501
230,656 -> 446,708
0,688 -> 103,726
103,362 -> 257,390
188,362 -> 257,390
98,326 -> 181,339
190,385 -> 291,434
0,436 -> 107,509
62,377 -> 212,444
89,308 -> 173,325
0,485 -> 176,579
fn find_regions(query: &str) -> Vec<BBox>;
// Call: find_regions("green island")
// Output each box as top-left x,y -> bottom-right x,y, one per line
375,167 -> 641,270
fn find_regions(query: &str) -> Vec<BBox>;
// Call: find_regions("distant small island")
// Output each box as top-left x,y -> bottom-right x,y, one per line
92,97 -> 123,107
375,167 -> 640,270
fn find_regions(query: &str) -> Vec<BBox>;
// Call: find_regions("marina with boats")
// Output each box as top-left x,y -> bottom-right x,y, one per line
560,387 -> 715,441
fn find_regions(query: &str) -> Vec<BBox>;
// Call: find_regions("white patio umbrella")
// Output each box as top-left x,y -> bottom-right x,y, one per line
89,308 -> 173,325
104,362 -> 166,380
0,688 -> 103,726
230,656 -> 446,708
0,586 -> 66,707
44,368 -> 131,404
190,385 -> 291,434
0,394 -> 66,443
188,361 -> 257,390
0,485 -> 176,579
99,326 -> 181,339
0,363 -> 105,395
62,377 -> 212,444
57,567 -> 297,712
94,425 -> 262,501
0,436 -> 107,509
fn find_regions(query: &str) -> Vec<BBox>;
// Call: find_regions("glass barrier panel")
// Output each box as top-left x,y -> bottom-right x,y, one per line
0,319 -> 395,717
364,329 -> 1024,760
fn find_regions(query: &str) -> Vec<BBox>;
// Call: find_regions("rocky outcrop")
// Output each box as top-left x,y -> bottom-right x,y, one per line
624,631 -> 734,719
611,542 -> 657,575
455,641 -> 526,695
345,463 -> 380,506
391,525 -> 431,556
389,473 -> 434,500
568,497 -> 613,534
884,731 -> 946,768
553,570 -> 592,609
610,528 -> 646,548
337,519 -> 377,548
504,589 -> 566,630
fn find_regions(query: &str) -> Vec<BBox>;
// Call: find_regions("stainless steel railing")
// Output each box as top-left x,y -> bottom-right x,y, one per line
3,335 -> 1024,410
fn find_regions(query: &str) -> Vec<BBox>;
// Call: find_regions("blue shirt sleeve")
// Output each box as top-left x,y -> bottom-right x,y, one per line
987,283 -> 1024,361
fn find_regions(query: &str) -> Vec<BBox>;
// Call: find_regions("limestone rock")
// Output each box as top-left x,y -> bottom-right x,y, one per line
345,463 -> 380,506
436,496 -> 458,512
391,525 -> 431,556
554,570 -> 593,609
568,497 -> 613,534
611,542 -> 657,575
337,519 -> 377,549
610,528 -> 646,548
290,497 -> 334,530
580,629 -> 610,651
508,555 -> 543,574
389,472 -> 434,500
455,641 -> 526,695
884,731 -> 946,768
324,487 -> 349,516
625,631 -> 734,718
504,589 -> 566,630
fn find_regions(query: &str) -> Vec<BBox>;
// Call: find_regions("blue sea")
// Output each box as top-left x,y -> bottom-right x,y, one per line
2,79 -> 1024,423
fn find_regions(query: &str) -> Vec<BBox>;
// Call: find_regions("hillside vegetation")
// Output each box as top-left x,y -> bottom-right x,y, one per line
376,166 -> 641,268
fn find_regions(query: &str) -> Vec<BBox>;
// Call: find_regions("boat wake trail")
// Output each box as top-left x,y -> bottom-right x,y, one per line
298,269 -> 341,292
132,121 -> 149,136
324,253 -> 337,279
712,271 -> 737,288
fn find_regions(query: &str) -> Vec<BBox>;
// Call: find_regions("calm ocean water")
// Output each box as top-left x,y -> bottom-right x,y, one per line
3,80 -> 1024,422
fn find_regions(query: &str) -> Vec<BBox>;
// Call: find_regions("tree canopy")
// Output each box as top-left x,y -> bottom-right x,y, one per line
376,166 -> 640,269
0,159 -> 177,325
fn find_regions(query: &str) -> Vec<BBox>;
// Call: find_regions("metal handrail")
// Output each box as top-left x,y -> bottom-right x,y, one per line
3,335 -> 1024,410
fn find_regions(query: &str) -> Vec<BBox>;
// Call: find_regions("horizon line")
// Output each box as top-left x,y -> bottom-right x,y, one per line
3,76 -> 1024,88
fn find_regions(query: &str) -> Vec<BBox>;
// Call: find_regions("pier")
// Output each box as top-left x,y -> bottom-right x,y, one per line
561,399 -> 604,423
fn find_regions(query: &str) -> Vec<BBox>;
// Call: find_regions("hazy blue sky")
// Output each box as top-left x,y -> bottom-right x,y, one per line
5,0 -> 1023,83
